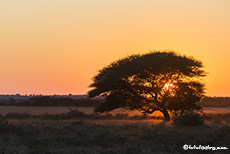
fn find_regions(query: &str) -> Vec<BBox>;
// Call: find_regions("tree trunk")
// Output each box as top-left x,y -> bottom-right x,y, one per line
161,109 -> 170,121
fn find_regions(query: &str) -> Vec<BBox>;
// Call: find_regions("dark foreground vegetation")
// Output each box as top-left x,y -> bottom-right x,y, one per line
0,109 -> 229,154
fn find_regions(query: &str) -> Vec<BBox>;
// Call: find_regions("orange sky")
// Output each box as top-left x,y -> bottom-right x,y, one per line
0,0 -> 230,96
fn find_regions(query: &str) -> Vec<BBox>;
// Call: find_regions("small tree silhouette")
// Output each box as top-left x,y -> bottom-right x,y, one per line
88,51 -> 206,120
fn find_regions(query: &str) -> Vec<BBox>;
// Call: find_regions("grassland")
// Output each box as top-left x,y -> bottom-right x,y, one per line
0,106 -> 229,116
0,109 -> 230,154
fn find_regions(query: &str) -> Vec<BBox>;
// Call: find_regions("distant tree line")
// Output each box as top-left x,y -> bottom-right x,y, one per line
198,97 -> 230,107
0,96 -> 102,107
0,96 -> 229,107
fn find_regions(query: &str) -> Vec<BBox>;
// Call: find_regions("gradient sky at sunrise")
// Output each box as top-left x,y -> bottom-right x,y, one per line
0,0 -> 230,96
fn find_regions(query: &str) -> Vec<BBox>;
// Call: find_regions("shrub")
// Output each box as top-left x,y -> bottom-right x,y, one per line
173,112 -> 204,127
63,108 -> 86,118
5,112 -> 32,119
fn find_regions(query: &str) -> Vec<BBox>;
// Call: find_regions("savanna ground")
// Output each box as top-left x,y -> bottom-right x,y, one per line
0,107 -> 230,154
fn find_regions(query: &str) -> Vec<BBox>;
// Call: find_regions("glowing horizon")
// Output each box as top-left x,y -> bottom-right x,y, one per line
0,0 -> 229,96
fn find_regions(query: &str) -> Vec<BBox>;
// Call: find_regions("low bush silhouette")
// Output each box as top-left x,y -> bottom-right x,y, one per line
172,112 -> 204,127
5,112 -> 32,119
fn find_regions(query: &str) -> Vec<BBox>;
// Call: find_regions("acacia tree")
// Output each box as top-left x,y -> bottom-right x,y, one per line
88,51 -> 206,120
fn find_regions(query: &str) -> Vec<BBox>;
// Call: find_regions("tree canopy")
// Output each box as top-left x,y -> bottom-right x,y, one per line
88,51 -> 207,120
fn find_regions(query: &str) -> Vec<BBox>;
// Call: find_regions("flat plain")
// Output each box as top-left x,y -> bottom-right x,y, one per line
0,107 -> 230,154
0,106 -> 229,115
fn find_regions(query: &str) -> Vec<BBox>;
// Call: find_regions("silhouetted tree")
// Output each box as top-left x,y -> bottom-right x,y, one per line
88,51 -> 207,120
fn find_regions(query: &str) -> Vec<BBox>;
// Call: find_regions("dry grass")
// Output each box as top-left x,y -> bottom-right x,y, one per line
0,110 -> 230,154
0,106 -> 229,116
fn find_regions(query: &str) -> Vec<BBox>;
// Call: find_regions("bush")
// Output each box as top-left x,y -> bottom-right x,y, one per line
64,108 -> 86,118
173,112 -> 204,127
5,112 -> 32,119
